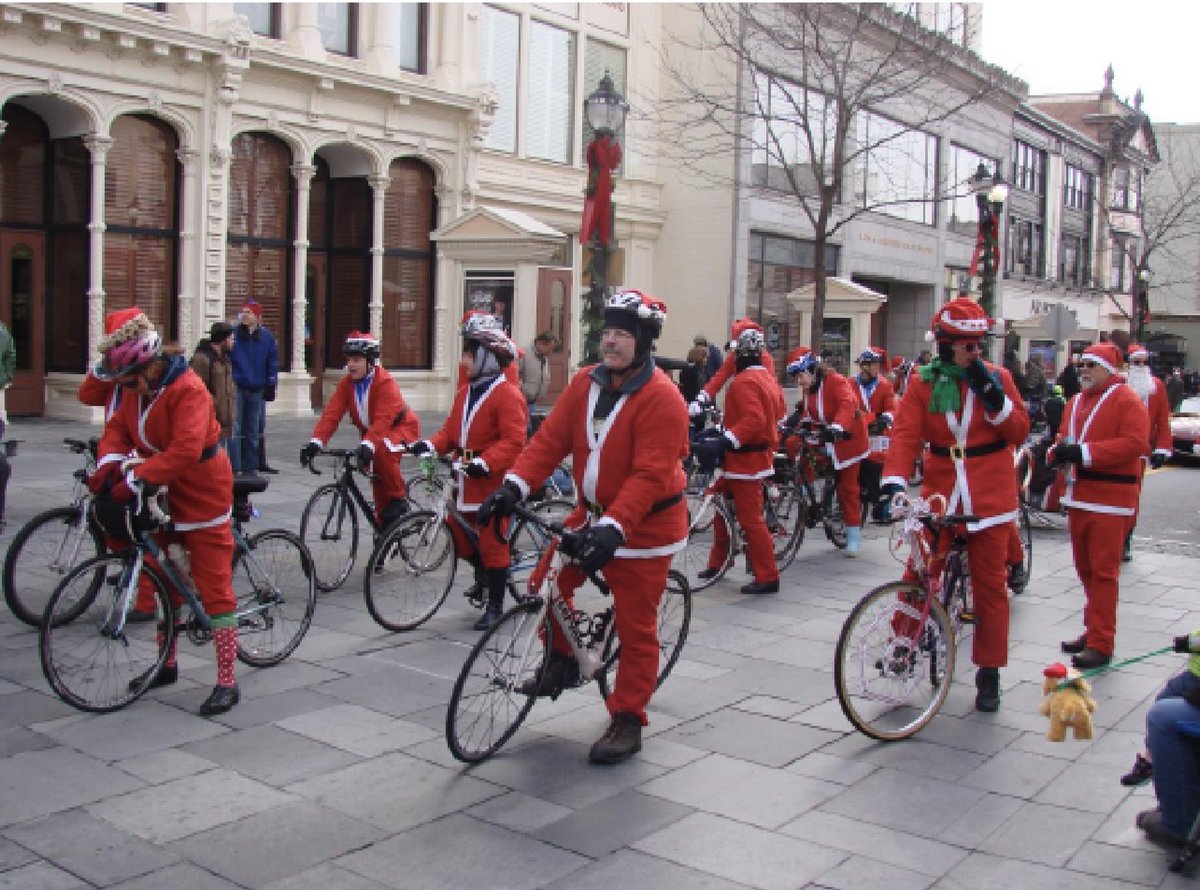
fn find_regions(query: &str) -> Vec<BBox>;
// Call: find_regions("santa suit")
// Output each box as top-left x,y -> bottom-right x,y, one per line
796,369 -> 870,528
1058,378 -> 1149,655
702,350 -> 777,400
708,364 -> 787,583
882,362 -> 1029,667
97,358 -> 236,618
79,372 -> 121,420
429,374 -> 527,569
855,373 -> 896,506
507,360 -> 689,725
311,365 -> 420,521
1128,373 -> 1172,521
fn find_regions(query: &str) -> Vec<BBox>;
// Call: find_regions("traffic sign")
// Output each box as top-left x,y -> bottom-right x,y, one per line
1041,304 -> 1078,342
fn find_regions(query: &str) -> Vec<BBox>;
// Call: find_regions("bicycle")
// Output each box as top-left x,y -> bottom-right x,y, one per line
445,502 -> 692,762
39,476 -> 317,713
3,437 -> 106,626
833,493 -> 976,741
775,418 -> 849,550
363,453 -> 573,632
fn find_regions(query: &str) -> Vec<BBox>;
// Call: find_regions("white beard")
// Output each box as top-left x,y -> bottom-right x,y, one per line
1127,365 -> 1155,403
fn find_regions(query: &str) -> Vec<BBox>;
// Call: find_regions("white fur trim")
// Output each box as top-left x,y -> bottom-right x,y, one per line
985,396 -> 1014,425
505,473 -> 532,499
724,430 -> 741,450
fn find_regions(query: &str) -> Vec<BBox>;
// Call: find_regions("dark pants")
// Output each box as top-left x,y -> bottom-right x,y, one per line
0,452 -> 9,521
233,387 -> 264,474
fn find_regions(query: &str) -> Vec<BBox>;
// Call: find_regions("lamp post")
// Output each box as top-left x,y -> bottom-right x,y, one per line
1134,266 -> 1151,341
970,162 -> 1008,360
580,71 -> 628,364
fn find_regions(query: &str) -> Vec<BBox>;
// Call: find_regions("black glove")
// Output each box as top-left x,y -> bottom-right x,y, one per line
822,425 -> 848,443
1174,633 -> 1200,654
408,439 -> 433,457
1051,443 -> 1083,466
1150,452 -> 1168,470
878,481 -> 905,504
867,419 -> 887,436
463,458 -> 490,479
355,443 -> 374,471
300,441 -> 321,467
264,384 -> 277,402
693,433 -> 727,470
573,524 -> 624,574
477,481 -> 522,525
964,359 -> 1006,413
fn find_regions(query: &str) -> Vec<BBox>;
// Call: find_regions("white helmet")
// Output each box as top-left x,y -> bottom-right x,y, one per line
462,313 -> 504,340
735,328 -> 765,355
605,290 -> 667,337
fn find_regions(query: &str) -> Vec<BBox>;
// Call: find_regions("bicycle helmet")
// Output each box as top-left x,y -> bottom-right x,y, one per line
735,328 -> 765,356
856,346 -> 885,365
786,346 -> 818,376
94,308 -> 162,381
343,331 -> 381,363
469,327 -> 516,362
462,312 -> 504,340
604,290 -> 667,338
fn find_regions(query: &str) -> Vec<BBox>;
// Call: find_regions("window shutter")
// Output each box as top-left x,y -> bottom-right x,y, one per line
527,22 -> 574,164
0,105 -> 46,225
331,178 -> 370,249
480,6 -> 519,153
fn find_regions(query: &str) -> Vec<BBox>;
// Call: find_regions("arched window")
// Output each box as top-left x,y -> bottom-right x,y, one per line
0,103 -> 46,226
382,158 -> 436,368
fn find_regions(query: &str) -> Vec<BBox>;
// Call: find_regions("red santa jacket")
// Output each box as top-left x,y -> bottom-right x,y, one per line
508,363 -> 689,556
800,369 -> 869,470
1129,375 -> 1172,458
854,373 -> 897,463
883,362 -> 1029,528
78,371 -> 120,420
311,366 -> 420,454
97,359 -> 233,530
429,375 -> 527,510
702,350 -> 777,400
722,365 -> 786,480
1057,378 -> 1149,515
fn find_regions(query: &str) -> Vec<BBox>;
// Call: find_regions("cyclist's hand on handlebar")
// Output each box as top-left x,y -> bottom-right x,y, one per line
86,461 -> 122,495
463,457 -> 490,479
355,442 -> 374,471
477,480 -> 522,525
300,441 -> 321,467
108,470 -> 141,505
822,424 -> 848,443
1150,452 -> 1168,470
408,439 -> 435,457
878,481 -> 905,504
574,524 -> 623,573
1050,443 -> 1083,466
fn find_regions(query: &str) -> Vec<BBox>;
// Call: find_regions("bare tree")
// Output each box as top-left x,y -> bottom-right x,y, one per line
652,3 -> 1021,350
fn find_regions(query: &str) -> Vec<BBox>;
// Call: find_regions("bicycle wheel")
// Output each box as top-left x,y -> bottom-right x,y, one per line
672,495 -> 734,592
822,476 -> 848,548
39,554 -> 175,713
364,511 -> 456,632
233,529 -> 317,667
299,484 -> 358,592
4,505 -> 105,626
508,499 -> 574,595
1013,508 -> 1033,595
446,599 -> 546,762
834,581 -> 955,741
597,569 -> 692,700
766,483 -> 805,571
404,474 -> 444,512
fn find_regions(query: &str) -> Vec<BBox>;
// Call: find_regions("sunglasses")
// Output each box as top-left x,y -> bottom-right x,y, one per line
952,341 -> 981,352
1079,360 -> 1098,369
1129,359 -> 1149,366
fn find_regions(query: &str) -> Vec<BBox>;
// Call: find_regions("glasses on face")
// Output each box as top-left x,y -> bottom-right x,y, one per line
953,341 -> 980,353
1129,359 -> 1149,366
1079,360 -> 1098,369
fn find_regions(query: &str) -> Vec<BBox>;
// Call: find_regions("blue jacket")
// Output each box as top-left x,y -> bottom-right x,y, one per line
231,324 -> 279,391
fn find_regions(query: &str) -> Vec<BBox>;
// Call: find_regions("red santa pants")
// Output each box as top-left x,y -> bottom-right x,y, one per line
447,510 -> 510,570
1067,508 -> 1132,655
835,462 -> 862,530
366,435 -> 407,522
707,478 -> 779,583
149,523 -> 237,617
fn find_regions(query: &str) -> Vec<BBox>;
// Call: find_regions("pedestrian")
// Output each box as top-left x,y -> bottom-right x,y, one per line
87,307 -> 241,715
190,321 -> 236,458
689,318 -> 776,416
852,347 -> 896,522
1124,343 -> 1173,561
880,297 -> 1030,711
1057,353 -> 1082,400
1050,342 -> 1148,670
693,328 -> 786,593
229,300 -> 278,476
1025,354 -> 1048,401
409,315 -> 526,631
1166,367 -> 1185,412
679,344 -> 709,404
783,346 -> 870,556
518,331 -> 557,411
477,289 -> 688,765
697,334 -> 723,380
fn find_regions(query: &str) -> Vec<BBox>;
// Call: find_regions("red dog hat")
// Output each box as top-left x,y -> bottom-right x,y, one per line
1082,342 -> 1123,375
930,297 -> 991,341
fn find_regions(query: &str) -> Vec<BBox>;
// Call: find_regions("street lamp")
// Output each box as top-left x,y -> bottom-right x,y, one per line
970,162 -> 1008,356
580,71 -> 628,363
1135,266 -> 1151,341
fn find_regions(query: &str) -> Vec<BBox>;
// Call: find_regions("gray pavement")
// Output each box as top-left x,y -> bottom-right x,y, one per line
1,412 -> 1197,889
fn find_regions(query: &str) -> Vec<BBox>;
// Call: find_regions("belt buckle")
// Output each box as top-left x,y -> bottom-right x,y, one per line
948,444 -> 966,462
462,448 -> 477,461
589,501 -> 604,518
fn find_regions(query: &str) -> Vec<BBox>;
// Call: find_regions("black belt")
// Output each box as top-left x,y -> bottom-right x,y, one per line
1077,469 -> 1138,485
200,443 -> 218,462
929,440 -> 1006,460
584,492 -> 683,518
733,443 -> 769,453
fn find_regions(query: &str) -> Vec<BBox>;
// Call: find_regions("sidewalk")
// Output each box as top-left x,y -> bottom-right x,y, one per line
0,412 -> 1196,889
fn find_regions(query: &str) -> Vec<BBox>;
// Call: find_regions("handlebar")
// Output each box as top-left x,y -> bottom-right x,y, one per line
508,502 -> 611,597
303,447 -> 374,478
64,437 -> 99,457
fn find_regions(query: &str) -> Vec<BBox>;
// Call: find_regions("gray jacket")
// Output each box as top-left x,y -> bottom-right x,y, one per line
518,347 -> 550,403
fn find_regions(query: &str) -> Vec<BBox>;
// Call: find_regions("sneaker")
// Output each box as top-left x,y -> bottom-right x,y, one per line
1071,648 -> 1111,670
1137,809 -> 1187,846
517,652 -> 580,700
1121,753 -> 1154,787
588,711 -> 643,764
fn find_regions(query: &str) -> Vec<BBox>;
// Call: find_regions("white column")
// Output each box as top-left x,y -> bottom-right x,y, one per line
368,174 -> 389,338
83,135 -> 112,360
289,2 -> 324,55
290,164 -> 316,374
367,3 -> 396,72
433,183 -> 456,377
175,147 -> 200,349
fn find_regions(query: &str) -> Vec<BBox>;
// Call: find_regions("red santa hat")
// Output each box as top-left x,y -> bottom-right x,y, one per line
889,355 -> 906,372
930,297 -> 992,341
97,307 -> 154,352
242,299 -> 263,318
1127,343 -> 1150,359
1043,662 -> 1068,679
1082,342 -> 1124,374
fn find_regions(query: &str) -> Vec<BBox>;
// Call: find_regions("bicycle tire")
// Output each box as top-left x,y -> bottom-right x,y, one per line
672,494 -> 734,592
40,553 -> 175,713
299,483 -> 358,592
822,476 -> 848,548
4,505 -> 105,627
767,483 -> 805,571
446,599 -> 546,762
234,529 -> 317,667
363,511 -> 456,632
597,569 -> 692,700
834,581 -> 956,741
404,474 -> 444,512
1014,508 -> 1033,595
508,499 -> 574,596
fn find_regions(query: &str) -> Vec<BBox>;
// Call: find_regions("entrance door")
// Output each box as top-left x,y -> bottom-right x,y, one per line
305,254 -> 328,407
536,267 -> 572,405
0,232 -> 45,416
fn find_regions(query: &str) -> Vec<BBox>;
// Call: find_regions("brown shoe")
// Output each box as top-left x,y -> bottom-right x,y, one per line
1071,648 -> 1111,670
1060,634 -> 1087,655
588,711 -> 643,764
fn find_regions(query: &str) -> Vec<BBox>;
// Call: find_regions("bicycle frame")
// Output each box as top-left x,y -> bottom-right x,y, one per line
887,494 -> 976,639
306,449 -> 382,537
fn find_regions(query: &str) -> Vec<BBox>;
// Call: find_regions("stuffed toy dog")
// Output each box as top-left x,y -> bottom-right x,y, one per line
1040,662 -> 1096,742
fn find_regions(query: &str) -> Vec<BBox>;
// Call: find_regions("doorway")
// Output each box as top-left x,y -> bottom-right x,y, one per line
305,255 -> 328,407
536,267 -> 572,404
0,231 -> 45,415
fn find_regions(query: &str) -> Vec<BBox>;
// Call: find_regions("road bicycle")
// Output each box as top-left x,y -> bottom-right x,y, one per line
833,493 -> 976,741
39,476 -> 317,713
364,453 -> 572,632
3,437 -> 106,626
782,419 -> 849,551
445,502 -> 692,763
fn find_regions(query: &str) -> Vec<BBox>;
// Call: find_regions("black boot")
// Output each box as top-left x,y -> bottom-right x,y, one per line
462,555 -> 485,606
128,663 -> 177,693
474,568 -> 508,631
1122,529 -> 1133,563
257,435 -> 278,474
975,667 -> 1000,712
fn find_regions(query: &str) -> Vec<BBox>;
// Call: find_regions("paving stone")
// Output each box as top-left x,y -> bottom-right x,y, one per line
785,750 -> 878,786
959,748 -> 1069,798
312,668 -> 452,718
0,691 -> 74,732
0,835 -> 37,871
633,811 -> 846,890
819,767 -> 989,839
939,850 -> 1142,890
0,727 -> 54,759
812,853 -> 936,890
0,860 -> 89,889
935,791 -> 1026,849
660,707 -> 838,767
103,861 -> 247,889
1033,761 -> 1135,813
541,849 -> 746,890
823,735 -> 987,782
976,800 -> 1105,866
533,788 -> 694,858
261,863 -> 393,890
184,687 -> 337,731
337,813 -> 587,890
113,749 -> 217,785
1065,840 -> 1168,886
36,699 -> 229,761
181,723 -> 362,785
734,694 -> 806,720
466,791 -> 573,833
5,809 -> 178,885
781,810 -> 968,877
0,748 -> 143,828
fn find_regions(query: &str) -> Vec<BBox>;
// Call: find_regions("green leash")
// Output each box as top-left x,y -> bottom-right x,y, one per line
1056,645 -> 1175,689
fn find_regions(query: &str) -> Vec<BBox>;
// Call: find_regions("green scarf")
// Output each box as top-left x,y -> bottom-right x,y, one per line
919,358 -> 965,413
